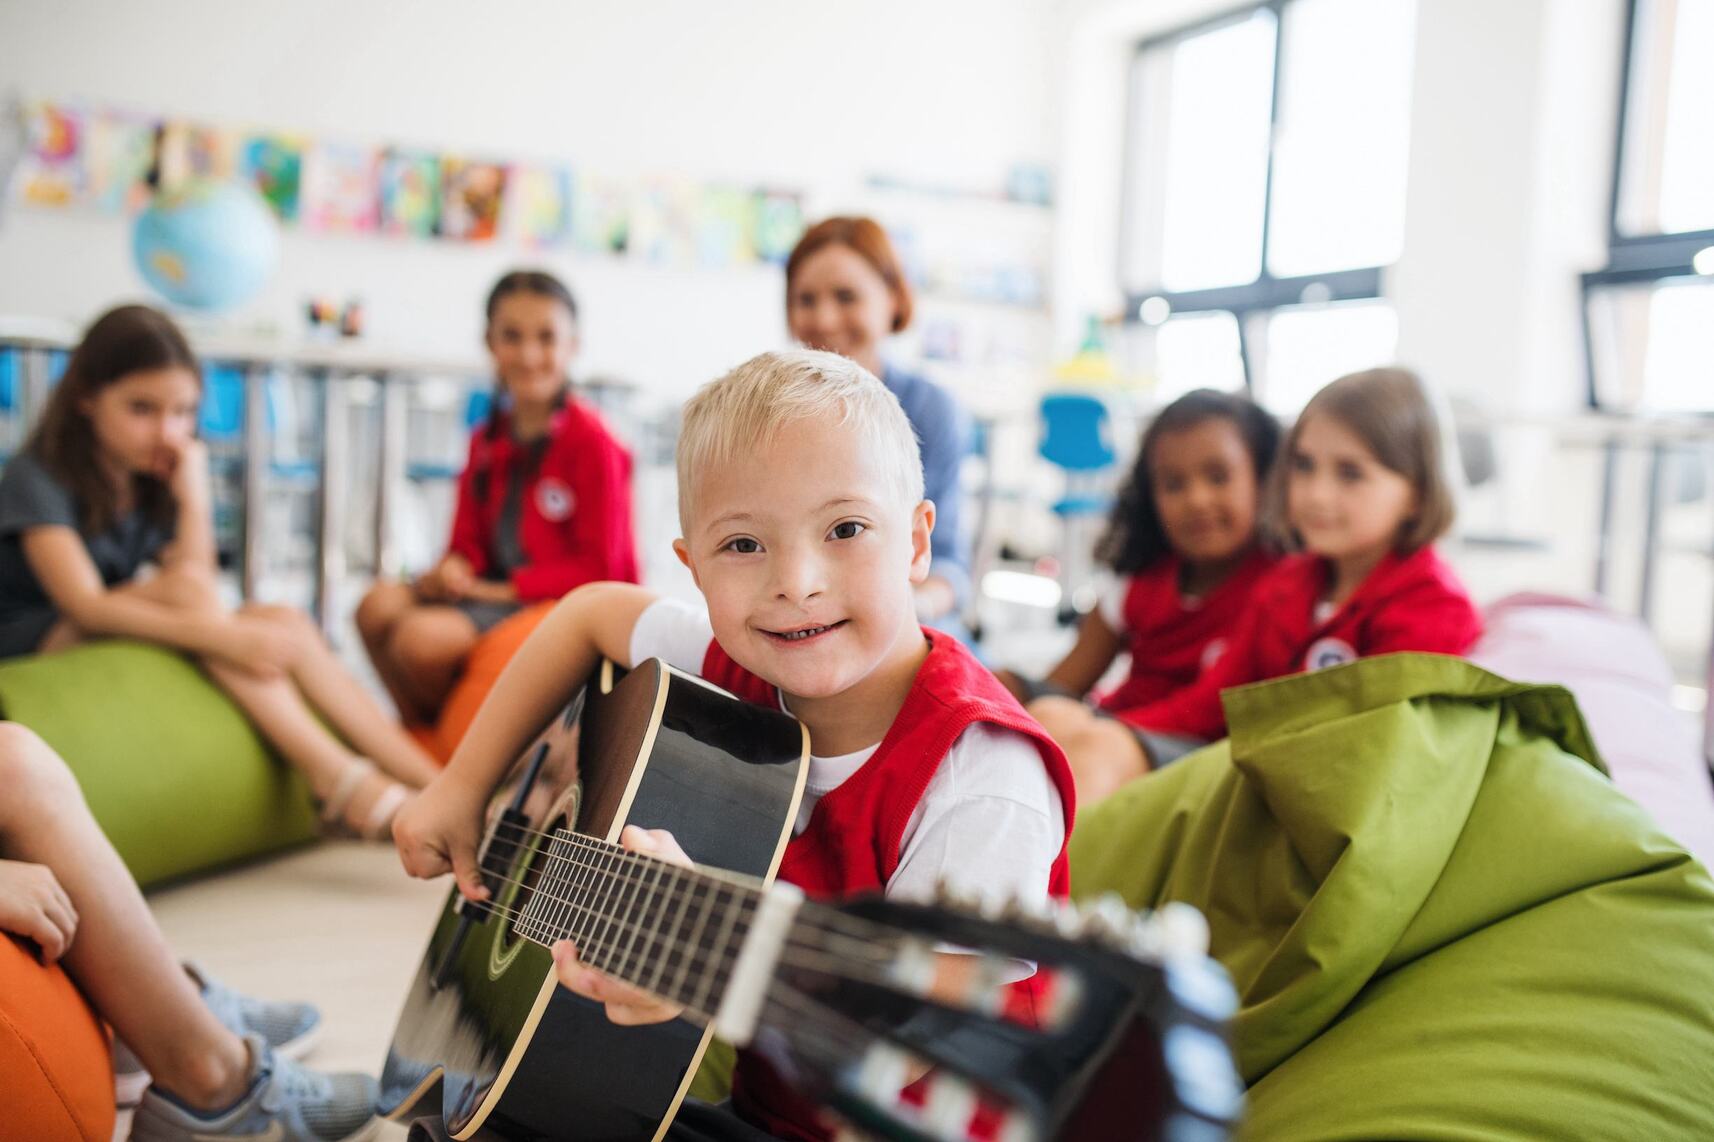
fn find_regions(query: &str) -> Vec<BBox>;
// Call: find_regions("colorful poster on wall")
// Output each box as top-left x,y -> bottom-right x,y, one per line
158,121 -> 239,189
238,134 -> 303,220
84,112 -> 158,213
19,103 -> 85,207
302,142 -> 378,233
439,158 -> 508,241
630,177 -> 699,266
570,171 -> 629,255
507,163 -> 571,248
694,186 -> 757,268
377,149 -> 440,238
752,189 -> 805,266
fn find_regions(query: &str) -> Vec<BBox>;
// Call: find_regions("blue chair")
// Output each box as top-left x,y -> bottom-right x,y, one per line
1038,392 -> 1117,622
199,364 -> 320,482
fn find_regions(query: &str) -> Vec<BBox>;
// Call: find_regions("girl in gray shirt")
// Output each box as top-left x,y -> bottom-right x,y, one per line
0,304 -> 437,838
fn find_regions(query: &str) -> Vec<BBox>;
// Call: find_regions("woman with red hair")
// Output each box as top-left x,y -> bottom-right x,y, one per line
784,217 -> 969,623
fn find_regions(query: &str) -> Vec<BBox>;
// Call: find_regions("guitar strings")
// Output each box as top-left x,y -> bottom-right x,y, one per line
457,852 -> 905,981
483,819 -> 909,952
481,822 -> 908,956
432,876 -> 905,1011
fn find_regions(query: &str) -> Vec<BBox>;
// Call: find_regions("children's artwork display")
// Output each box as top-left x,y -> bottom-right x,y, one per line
10,97 -> 810,270
630,178 -> 700,266
19,102 -> 85,206
238,134 -> 304,221
302,142 -> 378,233
160,121 -> 239,190
85,112 -> 159,213
695,185 -> 757,268
378,149 -> 441,238
752,189 -> 805,266
439,158 -> 508,241
571,171 -> 630,255
508,164 -> 572,248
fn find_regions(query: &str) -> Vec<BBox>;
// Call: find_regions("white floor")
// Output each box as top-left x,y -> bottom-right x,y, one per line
132,840 -> 449,1141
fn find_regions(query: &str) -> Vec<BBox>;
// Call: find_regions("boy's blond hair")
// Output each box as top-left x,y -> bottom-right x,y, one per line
676,349 -> 924,531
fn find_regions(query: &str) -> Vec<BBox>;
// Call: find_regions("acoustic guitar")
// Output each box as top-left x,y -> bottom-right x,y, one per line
378,657 -> 1241,1141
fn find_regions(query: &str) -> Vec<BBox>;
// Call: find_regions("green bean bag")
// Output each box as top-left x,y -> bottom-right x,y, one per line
0,641 -> 318,887
1071,652 -> 1714,1140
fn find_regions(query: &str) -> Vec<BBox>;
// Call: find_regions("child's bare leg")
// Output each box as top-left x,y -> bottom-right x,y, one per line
1027,696 -> 1151,805
201,659 -> 405,831
239,602 -> 439,787
383,607 -> 482,724
353,580 -> 428,726
0,723 -> 250,1110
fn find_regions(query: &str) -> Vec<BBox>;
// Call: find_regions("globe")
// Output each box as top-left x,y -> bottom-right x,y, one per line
132,180 -> 279,311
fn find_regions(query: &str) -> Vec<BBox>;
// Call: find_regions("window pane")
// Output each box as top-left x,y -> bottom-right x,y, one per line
1618,0 -> 1714,236
1267,0 -> 1416,277
1261,301 -> 1398,414
1589,279 -> 1714,411
1129,12 -> 1277,293
1154,312 -> 1246,401
1643,282 -> 1714,409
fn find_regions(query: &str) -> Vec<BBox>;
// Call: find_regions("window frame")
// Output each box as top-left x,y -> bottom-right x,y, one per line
1119,0 -> 1394,394
1582,0 -> 1714,409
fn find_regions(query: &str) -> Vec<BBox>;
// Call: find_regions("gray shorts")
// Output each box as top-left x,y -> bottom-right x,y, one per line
450,597 -> 522,635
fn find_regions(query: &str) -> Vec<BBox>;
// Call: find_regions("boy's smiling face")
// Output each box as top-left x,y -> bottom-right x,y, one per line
674,415 -> 933,704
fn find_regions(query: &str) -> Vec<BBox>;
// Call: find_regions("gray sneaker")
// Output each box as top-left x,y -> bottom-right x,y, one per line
115,963 -> 322,1107
129,1032 -> 379,1142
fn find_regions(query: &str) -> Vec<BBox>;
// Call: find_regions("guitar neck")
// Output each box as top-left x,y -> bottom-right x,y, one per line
498,824 -> 790,1030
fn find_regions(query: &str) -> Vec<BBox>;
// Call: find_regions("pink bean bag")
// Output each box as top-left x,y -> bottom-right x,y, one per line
1471,591 -> 1714,866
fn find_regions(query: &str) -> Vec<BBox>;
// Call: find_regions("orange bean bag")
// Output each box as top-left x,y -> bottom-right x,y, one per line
0,934 -> 114,1142
412,602 -> 557,764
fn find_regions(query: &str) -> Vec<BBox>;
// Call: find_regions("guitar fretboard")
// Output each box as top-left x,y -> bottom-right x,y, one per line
506,828 -> 765,1017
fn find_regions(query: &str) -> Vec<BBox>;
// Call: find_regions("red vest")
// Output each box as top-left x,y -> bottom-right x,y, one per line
447,396 -> 640,601
1118,545 -> 1483,740
1098,547 -> 1277,712
700,629 -> 1077,1140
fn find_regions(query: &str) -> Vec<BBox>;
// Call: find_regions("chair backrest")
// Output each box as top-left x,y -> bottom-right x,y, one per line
1038,391 -> 1115,472
465,386 -> 493,430
199,364 -> 246,441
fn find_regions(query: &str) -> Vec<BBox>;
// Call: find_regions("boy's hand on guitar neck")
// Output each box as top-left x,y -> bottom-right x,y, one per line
551,825 -> 693,1026
393,771 -> 493,903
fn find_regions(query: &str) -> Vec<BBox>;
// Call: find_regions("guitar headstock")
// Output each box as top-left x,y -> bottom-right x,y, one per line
747,890 -> 1243,1142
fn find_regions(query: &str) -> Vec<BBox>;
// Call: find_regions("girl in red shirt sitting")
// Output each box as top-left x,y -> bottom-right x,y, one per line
997,389 -> 1279,797
356,271 -> 640,727
1065,366 -> 1481,803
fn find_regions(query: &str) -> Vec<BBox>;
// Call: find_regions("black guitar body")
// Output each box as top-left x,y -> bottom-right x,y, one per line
378,659 -> 810,1141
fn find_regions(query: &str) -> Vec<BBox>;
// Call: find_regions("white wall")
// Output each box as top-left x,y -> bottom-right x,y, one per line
0,0 -> 1059,401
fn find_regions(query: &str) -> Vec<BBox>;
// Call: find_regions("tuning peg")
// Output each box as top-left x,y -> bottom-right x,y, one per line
935,876 -> 982,914
1044,967 -> 1084,1029
995,1107 -> 1040,1142
1000,892 -> 1053,929
1157,902 -> 1212,959
920,1073 -> 978,1137
885,937 -> 938,995
1052,898 -> 1085,940
1086,892 -> 1136,945
854,1042 -> 913,1105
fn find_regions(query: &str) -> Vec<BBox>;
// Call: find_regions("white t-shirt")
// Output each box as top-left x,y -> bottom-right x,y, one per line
629,598 -> 1066,918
